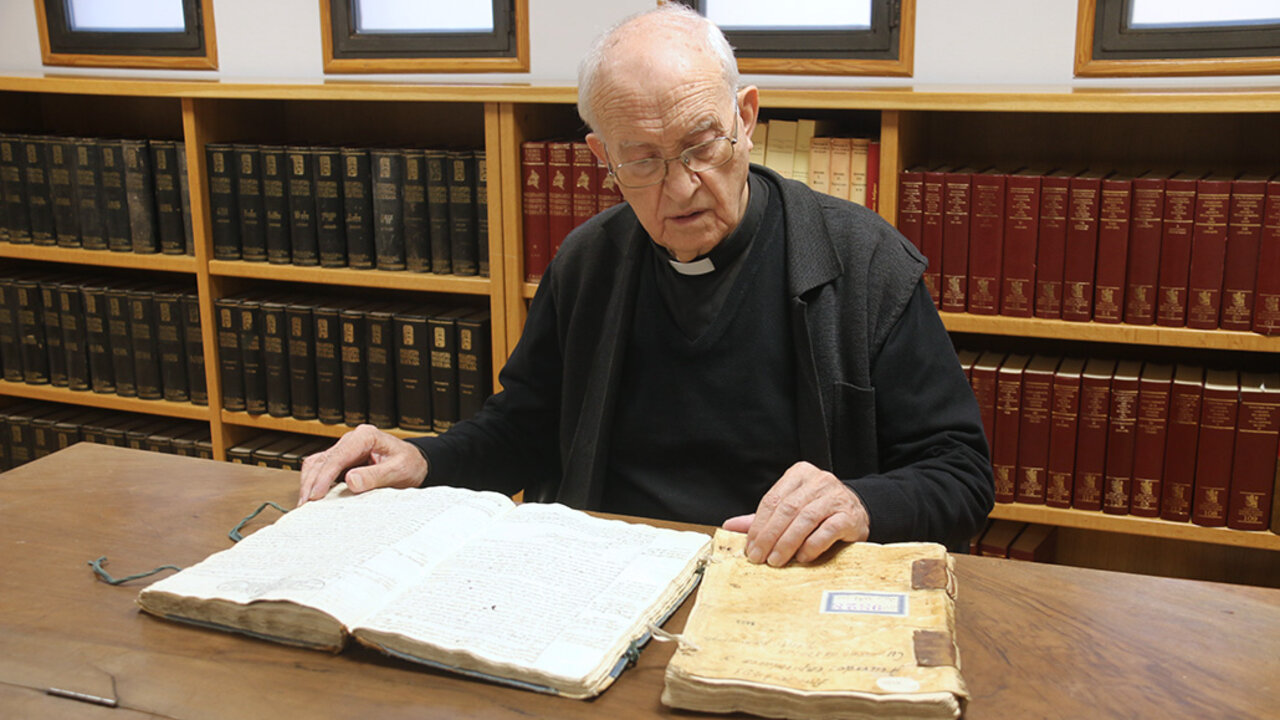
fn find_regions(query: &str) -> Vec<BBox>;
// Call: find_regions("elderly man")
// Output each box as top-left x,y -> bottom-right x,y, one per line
299,5 -> 993,563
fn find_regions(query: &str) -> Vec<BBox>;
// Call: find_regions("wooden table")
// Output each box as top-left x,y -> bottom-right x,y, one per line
2,443 -> 1277,719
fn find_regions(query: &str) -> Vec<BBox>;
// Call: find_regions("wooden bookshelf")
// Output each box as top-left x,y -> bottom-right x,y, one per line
0,244 -> 197,273
220,410 -> 430,441
990,503 -> 1280,552
0,380 -> 212,421
207,260 -> 493,295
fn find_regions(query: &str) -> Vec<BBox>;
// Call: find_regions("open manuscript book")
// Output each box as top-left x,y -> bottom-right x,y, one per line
137,485 -> 711,698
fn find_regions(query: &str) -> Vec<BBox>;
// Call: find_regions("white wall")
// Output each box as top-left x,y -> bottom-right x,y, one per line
1,0 -> 1277,87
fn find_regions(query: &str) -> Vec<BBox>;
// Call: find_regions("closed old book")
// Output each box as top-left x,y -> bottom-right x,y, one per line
1123,171 -> 1166,325
98,142 -> 131,252
153,287 -> 189,403
1156,171 -> 1205,327
313,300 -> 345,425
1034,169 -> 1076,319
233,145 -> 267,262
456,309 -> 492,421
47,138 -> 80,248
170,426 -> 211,458
966,168 -> 1006,315
72,139 -> 106,250
394,307 -> 433,432
849,137 -> 871,206
13,276 -> 49,384
941,167 -> 975,313
448,150 -> 479,276
1192,369 -> 1238,527
206,143 -> 240,260
546,141 -> 574,259
1228,372 -> 1280,530
1007,524 -> 1057,563
424,149 -> 451,274
102,285 -> 135,396
365,304 -> 397,429
128,285 -> 164,400
866,140 -> 880,212
1015,355 -> 1059,504
920,167 -> 947,305
31,407 -> 83,459
476,151 -> 489,277
341,148 -> 375,269
992,354 -> 1031,504
1061,170 -> 1104,322
214,297 -> 245,412
807,137 -> 832,196
125,418 -> 173,451
1186,174 -> 1234,329
1102,360 -> 1142,515
236,296 -> 267,414
180,292 -> 207,405
1161,365 -> 1204,522
38,279 -> 66,387
100,415 -> 155,448
763,119 -> 797,178
1130,363 -> 1173,517
280,438 -> 331,471
401,149 -> 430,273
253,435 -> 309,469
150,140 -> 186,255
1073,357 -> 1116,512
260,298 -> 291,418
1219,174 -> 1269,331
313,147 -> 347,268
1,136 -> 33,243
370,149 -> 405,271
121,139 -> 158,254
521,141 -> 550,282
176,140 -> 193,254
285,301 -> 318,421
596,156 -> 622,214
0,276 -> 26,382
429,307 -> 471,433
1092,174 -> 1132,324
897,166 -> 924,252
227,433 -> 285,464
260,147 -> 292,264
1000,168 -> 1042,317
571,141 -> 597,232
970,350 -> 1004,452
664,529 -> 965,720
21,136 -> 56,246
828,137 -> 852,202
339,304 -> 370,426
286,147 -> 320,266
56,281 -> 90,392
1252,174 -> 1280,335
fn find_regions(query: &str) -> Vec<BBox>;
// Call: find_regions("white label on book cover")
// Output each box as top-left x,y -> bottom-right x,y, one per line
820,591 -> 908,616
876,676 -> 921,693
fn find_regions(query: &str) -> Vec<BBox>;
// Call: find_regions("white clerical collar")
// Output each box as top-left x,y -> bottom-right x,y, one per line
668,256 -> 716,276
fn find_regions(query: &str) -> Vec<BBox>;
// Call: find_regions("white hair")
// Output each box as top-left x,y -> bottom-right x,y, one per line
577,3 -> 739,132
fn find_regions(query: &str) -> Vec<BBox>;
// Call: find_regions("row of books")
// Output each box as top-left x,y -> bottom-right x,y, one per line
0,273 -> 206,405
899,167 -> 1280,335
215,295 -> 492,434
970,520 -> 1056,562
520,139 -> 623,281
0,134 -> 193,255
0,402 -> 212,471
226,431 -> 334,470
207,144 -> 488,276
959,350 -> 1280,533
751,118 -> 881,210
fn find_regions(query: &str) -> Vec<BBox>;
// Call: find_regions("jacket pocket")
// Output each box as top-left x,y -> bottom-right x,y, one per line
833,381 -> 878,477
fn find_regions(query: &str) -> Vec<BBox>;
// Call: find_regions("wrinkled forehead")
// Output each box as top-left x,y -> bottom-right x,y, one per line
592,75 -> 735,151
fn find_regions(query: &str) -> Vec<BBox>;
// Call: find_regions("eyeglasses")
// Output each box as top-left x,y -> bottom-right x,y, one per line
606,113 -> 740,189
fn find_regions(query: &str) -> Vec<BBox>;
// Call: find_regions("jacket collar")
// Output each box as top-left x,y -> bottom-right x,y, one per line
750,164 -> 844,298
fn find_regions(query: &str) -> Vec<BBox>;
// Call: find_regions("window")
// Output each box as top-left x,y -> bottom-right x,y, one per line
35,0 -> 217,70
1076,0 -> 1280,77
322,0 -> 528,73
671,0 -> 914,76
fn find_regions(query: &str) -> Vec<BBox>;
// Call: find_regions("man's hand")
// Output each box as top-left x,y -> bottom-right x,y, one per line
297,424 -> 429,506
722,461 -> 870,566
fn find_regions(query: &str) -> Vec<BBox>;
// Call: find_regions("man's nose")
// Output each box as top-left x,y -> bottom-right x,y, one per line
662,157 -> 701,198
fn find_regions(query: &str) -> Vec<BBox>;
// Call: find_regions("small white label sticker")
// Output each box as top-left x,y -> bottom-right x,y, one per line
821,590 -> 909,616
877,677 -> 921,693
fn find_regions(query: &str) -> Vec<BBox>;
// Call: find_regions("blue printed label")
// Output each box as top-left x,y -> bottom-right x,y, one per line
821,591 -> 908,616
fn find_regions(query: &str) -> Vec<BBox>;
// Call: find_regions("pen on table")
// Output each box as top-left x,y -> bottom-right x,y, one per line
45,686 -> 119,708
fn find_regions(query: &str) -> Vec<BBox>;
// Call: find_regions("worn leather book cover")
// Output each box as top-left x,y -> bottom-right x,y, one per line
808,136 -> 832,195
1252,175 -> 1280,335
1016,355 -> 1059,504
206,143 -> 240,260
339,303 -> 370,426
393,307 -> 433,432
71,139 -> 106,250
1156,171 -> 1205,327
213,296 -> 245,412
920,167 -> 946,306
1186,175 -> 1234,329
180,291 -> 207,405
102,284 -> 137,396
547,140 -> 574,259
596,155 -> 622,214
30,407 -> 82,460
286,146 -> 320,267
313,147 -> 347,269
1061,171 -> 1104,322
941,167 -> 975,313
97,140 -> 132,252
1227,372 -> 1280,530
969,350 -> 1004,456
1092,174 -> 1132,323
1034,169 -> 1076,319
127,285 -> 164,401
429,307 -> 472,433
80,281 -> 116,393
1123,171 -> 1166,324
38,280 -> 67,387
1073,357 -> 1116,511
312,300 -> 345,425
259,298 -> 291,418
1008,524 -> 1056,563
978,519 -> 1026,558
448,150 -> 479,277
20,137 -> 56,246
571,142 -> 597,235
664,529 -> 967,720
1130,363 -> 1173,517
47,138 -> 80,248
521,140 -> 550,282
152,287 -> 189,403
456,309 -> 492,422
370,149 -> 406,271
0,136 -> 32,243
476,151 -> 490,277
993,353 -> 1031,503
828,137 -> 852,201
1192,369 -> 1239,527
285,300 -> 318,421
1046,357 -> 1085,508
235,296 -> 266,414
0,276 -> 23,382
150,140 -> 186,255
1161,365 -> 1204,522
897,166 -> 924,252
966,168 -> 1006,315
1102,360 -> 1142,515
401,149 -> 429,274
121,139 -> 158,254
341,147 -> 375,269
258,146 -> 290,265
13,276 -> 49,384
1000,168 -> 1042,318
424,149 -> 452,275
365,304 -> 398,429
56,281 -> 90,392
1219,174 -> 1268,331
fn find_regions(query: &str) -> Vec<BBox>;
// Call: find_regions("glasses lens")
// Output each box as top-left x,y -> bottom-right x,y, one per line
615,159 -> 663,187
683,137 -> 733,172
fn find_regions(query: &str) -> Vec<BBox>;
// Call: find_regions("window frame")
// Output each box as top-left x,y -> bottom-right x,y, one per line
34,0 -> 218,70
1076,0 -> 1280,77
669,0 -> 914,77
320,0 -> 529,73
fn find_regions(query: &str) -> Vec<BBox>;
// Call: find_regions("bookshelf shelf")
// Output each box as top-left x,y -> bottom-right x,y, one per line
989,503 -> 1280,552
207,260 -> 492,296
941,313 -> 1280,352
220,410 -> 432,441
0,381 -> 212,420
0,244 -> 197,273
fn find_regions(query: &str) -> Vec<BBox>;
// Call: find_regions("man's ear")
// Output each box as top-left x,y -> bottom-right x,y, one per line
737,86 -> 760,153
586,133 -> 608,168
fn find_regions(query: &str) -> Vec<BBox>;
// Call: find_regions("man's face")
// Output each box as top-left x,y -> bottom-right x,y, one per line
586,57 -> 758,262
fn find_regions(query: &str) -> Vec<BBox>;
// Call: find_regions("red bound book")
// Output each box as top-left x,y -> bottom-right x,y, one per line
1073,357 -> 1116,511
546,141 -> 574,258
1062,170 -> 1105,322
1219,174 -> 1268,331
1252,174 -> 1280,335
1015,355 -> 1059,504
1186,174 -> 1234,329
520,141 -> 550,282
993,354 -> 1031,503
1156,170 -> 1206,327
1035,169 -> 1076,319
866,140 -> 880,212
1130,363 -> 1173,517
1192,369 -> 1239,527
1228,372 -> 1280,530
1102,360 -> 1142,515
897,167 -> 925,251
1092,174 -> 1133,324
1008,524 -> 1057,563
1123,171 -> 1167,325
967,168 -> 1007,315
971,351 -> 1005,457
1001,168 -> 1044,318
978,520 -> 1026,558
1161,365 -> 1204,522
921,167 -> 947,306
1046,357 -> 1085,508
942,167 -> 976,313
570,142 -> 596,231
596,160 -> 622,213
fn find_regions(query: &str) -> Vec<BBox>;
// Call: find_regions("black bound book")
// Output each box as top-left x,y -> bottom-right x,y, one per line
99,140 -> 132,252
233,145 -> 267,262
181,291 -> 207,405
314,147 -> 347,267
125,418 -> 172,451
206,143 -> 240,260
21,137 -> 56,246
477,151 -> 489,277
78,409 -> 119,446
456,309 -> 492,421
105,285 -> 137,396
260,146 -> 291,264
80,282 -> 115,393
128,285 -> 164,400
48,139 -> 82,248
285,300 -> 318,421
57,281 -> 91,392
341,148 -> 375,269
365,303 -> 397,429
260,297 -> 291,418
424,149 -> 451,274
448,150 -> 479,276
339,303 -> 369,426
38,280 -> 67,387
312,300 -> 344,424
31,407 -> 82,459
153,287 -> 190,403
371,149 -> 406,271
402,149 -> 429,273
237,295 -> 267,414
73,139 -> 107,250
228,433 -> 284,464
170,425 -> 207,457
0,275 -> 25,382
286,147 -> 319,266
14,277 -> 49,384
176,143 -> 193,254
6,403 -> 52,466
1,136 -> 33,243
214,296 -> 245,411
428,307 -> 470,433
101,415 -> 153,448
121,139 -> 159,254
150,140 -> 186,255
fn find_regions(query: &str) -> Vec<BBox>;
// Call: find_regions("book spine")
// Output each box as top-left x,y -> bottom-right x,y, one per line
1186,178 -> 1233,329
429,312 -> 460,433
1061,175 -> 1101,322
828,137 -> 852,201
448,150 -> 479,276
181,292 -> 207,405
57,284 -> 90,392
1130,372 -> 1171,517
154,291 -> 189,402
896,169 -> 924,251
424,150 -> 451,274
457,310 -> 492,421
546,141 -> 574,259
941,171 -> 972,313
920,170 -> 945,305
47,139 -> 81,248
1157,176 -> 1199,327
394,313 -> 432,432
970,358 -> 1000,454
807,137 -> 831,196
1219,179 -> 1267,331
402,149 -> 429,273
521,141 -> 550,282
150,141 -> 186,255
0,278 -> 22,382
214,298 -> 244,411
571,141 -> 597,232
260,147 -> 291,264
1102,366 -> 1140,515
285,304 -> 318,421
851,138 -> 872,206
340,307 -> 368,426
1015,362 -> 1054,504
1161,373 -> 1203,522
97,141 -> 131,252
1045,364 -> 1082,508
341,148 -> 375,269
1034,174 -> 1070,319
22,137 -> 56,246
260,301 -> 290,418
286,147 -> 319,266
72,140 -> 106,250
313,305 -> 343,424
313,148 -> 347,268
176,140 -> 193,254
866,140 -> 880,212
128,289 -> 163,400
476,151 -> 489,278
206,144 -> 241,260
365,309 -> 396,429
370,149 -> 405,271
1,136 -> 32,243
39,282 -> 67,387
992,358 -> 1026,503
1092,178 -> 1132,324
1255,180 -> 1280,335
122,139 -> 158,254
238,297 -> 266,414
1228,377 -> 1280,530
15,280 -> 49,383
232,145 -> 266,262
967,171 -> 1005,315
1123,177 -> 1164,324
1192,373 -> 1238,527
103,288 -> 134,395
1073,370 -> 1111,511
596,157 -> 622,214
1000,173 -> 1039,317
